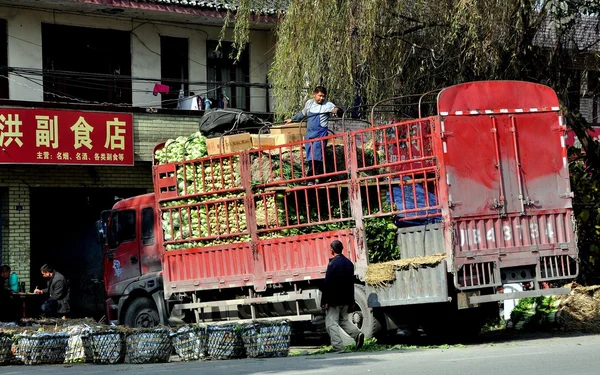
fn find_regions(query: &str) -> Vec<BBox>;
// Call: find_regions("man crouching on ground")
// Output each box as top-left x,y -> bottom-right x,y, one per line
320,240 -> 364,353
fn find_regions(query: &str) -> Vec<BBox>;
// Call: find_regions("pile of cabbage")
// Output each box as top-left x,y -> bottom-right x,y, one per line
155,132 -> 254,250
154,132 -> 208,164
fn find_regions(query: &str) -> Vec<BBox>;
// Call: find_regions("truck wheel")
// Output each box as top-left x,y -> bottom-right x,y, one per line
349,284 -> 381,339
124,297 -> 160,328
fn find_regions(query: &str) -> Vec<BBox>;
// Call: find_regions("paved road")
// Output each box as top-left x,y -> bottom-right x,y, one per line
1,333 -> 599,375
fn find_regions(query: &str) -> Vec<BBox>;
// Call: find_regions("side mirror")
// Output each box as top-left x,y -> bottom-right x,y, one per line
95,220 -> 106,245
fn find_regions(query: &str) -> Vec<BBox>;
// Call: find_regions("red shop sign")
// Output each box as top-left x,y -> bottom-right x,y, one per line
0,108 -> 134,165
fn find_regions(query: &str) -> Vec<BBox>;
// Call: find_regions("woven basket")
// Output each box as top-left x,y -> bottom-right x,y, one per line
125,328 -> 172,364
241,321 -> 291,358
171,325 -> 207,361
83,330 -> 126,364
206,324 -> 245,360
0,332 -> 15,365
14,332 -> 69,365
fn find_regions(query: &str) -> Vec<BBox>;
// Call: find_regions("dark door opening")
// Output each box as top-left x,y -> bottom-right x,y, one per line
30,187 -> 146,319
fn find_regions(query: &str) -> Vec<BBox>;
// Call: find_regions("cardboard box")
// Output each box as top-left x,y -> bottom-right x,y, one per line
270,122 -> 307,135
206,133 -> 252,155
251,133 -> 304,148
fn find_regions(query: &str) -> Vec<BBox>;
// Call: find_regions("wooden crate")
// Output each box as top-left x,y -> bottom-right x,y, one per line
270,122 -> 307,135
206,133 -> 252,155
251,133 -> 304,148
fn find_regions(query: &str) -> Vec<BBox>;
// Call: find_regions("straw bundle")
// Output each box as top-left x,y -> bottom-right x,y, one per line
557,283 -> 600,333
365,253 -> 446,286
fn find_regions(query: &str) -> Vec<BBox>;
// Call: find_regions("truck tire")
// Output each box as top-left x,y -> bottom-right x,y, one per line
349,284 -> 381,339
124,297 -> 160,328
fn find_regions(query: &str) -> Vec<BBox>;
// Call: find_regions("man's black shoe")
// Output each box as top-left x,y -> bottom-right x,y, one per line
355,332 -> 365,350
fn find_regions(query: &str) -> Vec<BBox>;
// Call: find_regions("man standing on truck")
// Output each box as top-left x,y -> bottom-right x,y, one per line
34,264 -> 70,318
320,240 -> 364,352
285,86 -> 339,183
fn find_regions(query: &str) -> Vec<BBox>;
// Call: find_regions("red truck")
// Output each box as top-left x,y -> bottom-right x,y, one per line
97,80 -> 578,338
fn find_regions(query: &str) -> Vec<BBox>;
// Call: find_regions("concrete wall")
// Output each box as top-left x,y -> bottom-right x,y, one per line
1,5 -> 275,112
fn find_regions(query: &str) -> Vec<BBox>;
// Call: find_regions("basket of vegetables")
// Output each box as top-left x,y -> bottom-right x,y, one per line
125,327 -> 172,364
206,324 -> 245,360
83,327 -> 126,364
14,331 -> 69,365
170,325 -> 207,361
241,320 -> 291,358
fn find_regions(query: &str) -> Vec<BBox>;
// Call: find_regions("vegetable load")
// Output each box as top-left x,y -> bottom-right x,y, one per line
154,130 -> 401,259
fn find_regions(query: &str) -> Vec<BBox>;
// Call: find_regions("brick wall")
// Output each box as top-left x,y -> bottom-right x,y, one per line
134,113 -> 202,161
0,110 -> 203,287
0,163 -> 153,288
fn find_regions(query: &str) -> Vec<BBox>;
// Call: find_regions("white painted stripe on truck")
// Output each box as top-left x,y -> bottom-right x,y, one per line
304,276 -> 312,280
563,157 -> 568,168
560,135 -> 565,148
455,111 -> 464,115
470,110 -> 479,114
441,121 -> 445,132
440,111 -> 449,116
530,108 -> 539,112
443,142 -> 447,153
500,109 -> 509,113
485,110 -> 493,114
552,106 -> 560,111
515,108 -> 524,112
285,278 -> 293,282
559,116 -> 564,126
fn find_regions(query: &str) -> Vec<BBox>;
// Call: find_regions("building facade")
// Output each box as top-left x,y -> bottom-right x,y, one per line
0,0 -> 277,317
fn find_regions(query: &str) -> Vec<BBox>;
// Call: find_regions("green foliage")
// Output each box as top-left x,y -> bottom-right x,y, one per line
569,140 -> 600,279
365,217 -> 401,263
510,296 -> 559,330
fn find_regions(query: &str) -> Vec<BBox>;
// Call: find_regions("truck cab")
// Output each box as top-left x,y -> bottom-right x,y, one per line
99,193 -> 166,327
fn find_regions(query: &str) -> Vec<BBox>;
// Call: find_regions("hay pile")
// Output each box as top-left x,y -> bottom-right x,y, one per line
557,283 -> 600,333
365,253 -> 446,287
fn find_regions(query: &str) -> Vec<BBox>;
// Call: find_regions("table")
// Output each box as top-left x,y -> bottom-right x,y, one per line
13,293 -> 43,319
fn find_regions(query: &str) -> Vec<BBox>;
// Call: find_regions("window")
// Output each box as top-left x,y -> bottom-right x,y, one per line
141,207 -> 155,246
0,19 -> 7,99
42,24 -> 132,105
108,210 -> 136,249
206,41 -> 250,110
160,36 -> 189,109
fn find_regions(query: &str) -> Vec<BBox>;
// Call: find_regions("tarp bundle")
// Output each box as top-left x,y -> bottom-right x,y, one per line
65,325 -> 91,364
199,109 -> 264,138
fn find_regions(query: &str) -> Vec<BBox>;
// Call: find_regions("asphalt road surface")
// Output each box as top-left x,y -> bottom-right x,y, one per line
1,333 -> 599,375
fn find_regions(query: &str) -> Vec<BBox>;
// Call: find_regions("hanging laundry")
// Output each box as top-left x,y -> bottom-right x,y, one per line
153,84 -> 170,96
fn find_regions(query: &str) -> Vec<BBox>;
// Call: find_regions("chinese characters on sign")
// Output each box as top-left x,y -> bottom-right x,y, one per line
0,109 -> 133,165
